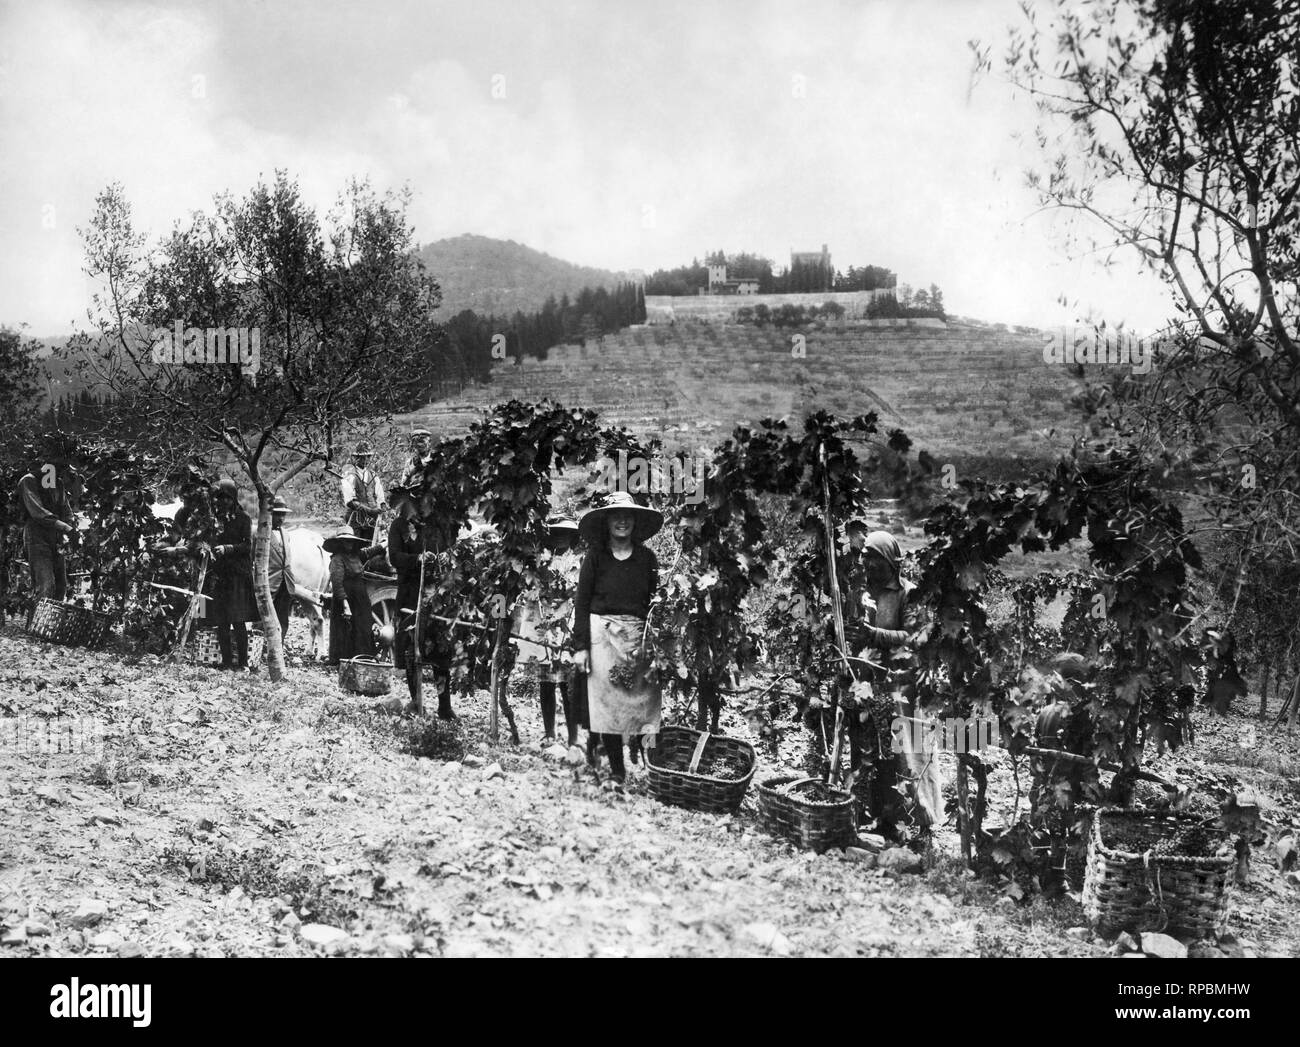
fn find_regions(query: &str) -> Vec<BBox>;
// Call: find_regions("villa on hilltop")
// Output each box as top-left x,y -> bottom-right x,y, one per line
692,243 -> 846,297
702,263 -> 761,296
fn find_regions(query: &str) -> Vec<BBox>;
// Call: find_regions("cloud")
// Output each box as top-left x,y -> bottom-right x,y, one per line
0,0 -> 1174,335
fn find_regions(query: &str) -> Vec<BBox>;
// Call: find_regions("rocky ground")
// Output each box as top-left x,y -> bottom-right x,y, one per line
1,620 -> 1296,958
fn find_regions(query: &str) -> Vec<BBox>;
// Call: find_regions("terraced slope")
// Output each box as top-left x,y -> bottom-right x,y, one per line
399,321 -> 1087,462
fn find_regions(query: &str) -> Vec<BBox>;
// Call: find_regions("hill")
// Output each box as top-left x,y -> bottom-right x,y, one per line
420,234 -> 633,318
398,319 -> 1087,470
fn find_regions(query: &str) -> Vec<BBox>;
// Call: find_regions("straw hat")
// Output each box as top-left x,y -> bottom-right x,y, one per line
578,491 -> 663,543
322,526 -> 369,554
271,494 -> 290,516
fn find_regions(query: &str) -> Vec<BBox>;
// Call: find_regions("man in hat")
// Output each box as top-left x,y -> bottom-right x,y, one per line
341,441 -> 386,538
267,494 -> 295,642
324,525 -> 385,665
209,478 -> 258,670
387,481 -> 456,718
838,514 -> 874,650
398,428 -> 434,490
15,434 -> 81,604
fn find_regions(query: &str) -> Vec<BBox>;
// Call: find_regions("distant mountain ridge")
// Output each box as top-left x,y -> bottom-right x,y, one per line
419,234 -> 635,317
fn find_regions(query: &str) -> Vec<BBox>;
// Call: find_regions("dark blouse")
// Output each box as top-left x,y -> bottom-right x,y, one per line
329,544 -> 385,587
387,517 -> 425,581
204,507 -> 252,579
572,544 -> 659,650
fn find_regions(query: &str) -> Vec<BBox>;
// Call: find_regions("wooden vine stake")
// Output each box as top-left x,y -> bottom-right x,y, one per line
411,542 -> 426,715
818,442 -> 857,786
488,617 -> 502,743
487,614 -> 520,745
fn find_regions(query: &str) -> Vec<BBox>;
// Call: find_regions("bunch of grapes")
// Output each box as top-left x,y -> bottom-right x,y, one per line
608,652 -> 647,690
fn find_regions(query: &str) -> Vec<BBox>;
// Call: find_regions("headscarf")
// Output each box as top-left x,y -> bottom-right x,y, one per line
863,530 -> 901,584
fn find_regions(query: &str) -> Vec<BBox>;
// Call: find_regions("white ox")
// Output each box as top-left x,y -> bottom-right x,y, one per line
282,526 -> 329,655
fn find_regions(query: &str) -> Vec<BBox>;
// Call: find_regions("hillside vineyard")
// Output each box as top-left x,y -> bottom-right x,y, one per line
402,320 -> 1085,460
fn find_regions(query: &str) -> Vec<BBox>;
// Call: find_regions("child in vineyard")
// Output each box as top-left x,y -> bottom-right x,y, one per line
852,530 -> 943,838
572,492 -> 663,785
515,516 -> 585,746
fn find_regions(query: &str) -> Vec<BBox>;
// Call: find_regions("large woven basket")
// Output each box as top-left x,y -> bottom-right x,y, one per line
187,628 -> 266,666
26,598 -> 114,648
644,726 -> 757,814
339,657 -> 393,695
758,776 -> 857,853
1082,808 -> 1234,937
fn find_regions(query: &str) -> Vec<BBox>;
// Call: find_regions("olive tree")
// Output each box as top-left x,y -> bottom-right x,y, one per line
73,172 -> 442,681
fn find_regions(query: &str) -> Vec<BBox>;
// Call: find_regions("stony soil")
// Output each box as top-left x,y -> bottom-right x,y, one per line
1,621 -> 1296,958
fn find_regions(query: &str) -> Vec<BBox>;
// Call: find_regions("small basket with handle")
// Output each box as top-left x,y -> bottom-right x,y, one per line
758,775 -> 857,853
644,725 -> 757,814
339,656 -> 393,696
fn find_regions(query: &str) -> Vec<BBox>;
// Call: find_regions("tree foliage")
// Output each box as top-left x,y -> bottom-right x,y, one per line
979,0 -> 1300,690
0,326 -> 44,435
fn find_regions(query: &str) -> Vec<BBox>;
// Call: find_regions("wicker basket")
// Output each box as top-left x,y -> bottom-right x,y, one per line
26,598 -> 114,648
339,657 -> 393,695
758,776 -> 857,853
1082,808 -> 1234,937
644,726 -> 757,814
187,628 -> 266,667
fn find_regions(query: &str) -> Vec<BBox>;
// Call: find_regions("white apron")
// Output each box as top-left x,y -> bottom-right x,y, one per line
587,613 -> 661,737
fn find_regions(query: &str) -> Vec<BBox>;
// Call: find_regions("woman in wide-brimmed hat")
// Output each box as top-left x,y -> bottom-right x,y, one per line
573,492 -> 664,784
323,525 -> 384,665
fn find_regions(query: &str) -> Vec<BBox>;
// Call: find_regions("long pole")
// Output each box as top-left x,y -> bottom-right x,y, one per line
173,551 -> 209,656
819,442 -> 857,785
411,536 -> 426,715
489,618 -> 502,743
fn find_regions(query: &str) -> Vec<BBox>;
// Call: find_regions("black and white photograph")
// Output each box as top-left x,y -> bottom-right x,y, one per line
0,0 -> 1297,1013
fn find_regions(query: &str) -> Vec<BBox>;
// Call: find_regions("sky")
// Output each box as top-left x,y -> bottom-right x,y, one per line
0,0 -> 1175,337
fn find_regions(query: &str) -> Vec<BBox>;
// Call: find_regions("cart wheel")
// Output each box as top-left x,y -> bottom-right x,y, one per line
369,589 -> 398,662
